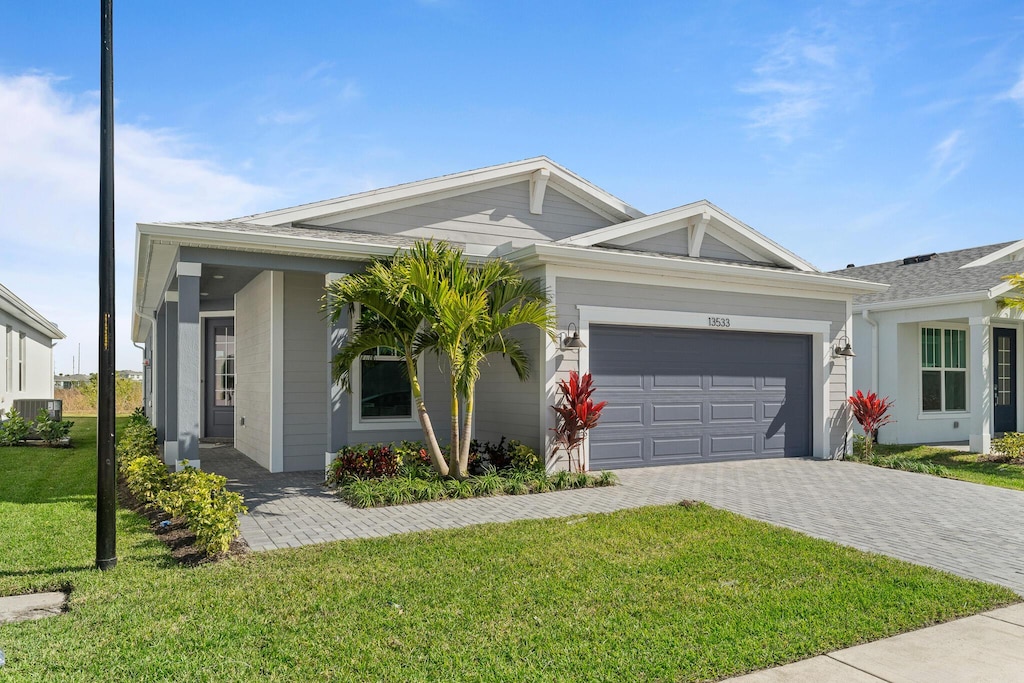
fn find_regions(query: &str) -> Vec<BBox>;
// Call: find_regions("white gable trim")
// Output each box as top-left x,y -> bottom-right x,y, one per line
558,200 -> 817,272
959,240 -> 1024,269
235,157 -> 644,227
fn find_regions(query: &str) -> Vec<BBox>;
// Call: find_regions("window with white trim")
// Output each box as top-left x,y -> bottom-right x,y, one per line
18,333 -> 26,392
921,327 -> 966,412
358,346 -> 413,420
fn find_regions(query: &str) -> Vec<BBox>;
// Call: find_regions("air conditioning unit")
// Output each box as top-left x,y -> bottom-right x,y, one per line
12,399 -> 63,422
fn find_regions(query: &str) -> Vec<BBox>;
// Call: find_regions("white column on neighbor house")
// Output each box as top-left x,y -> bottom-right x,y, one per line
163,295 -> 179,464
177,262 -> 202,465
969,317 -> 992,454
325,273 -> 346,463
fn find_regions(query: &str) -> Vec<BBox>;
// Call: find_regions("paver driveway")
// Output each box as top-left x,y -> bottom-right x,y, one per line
201,446 -> 1024,594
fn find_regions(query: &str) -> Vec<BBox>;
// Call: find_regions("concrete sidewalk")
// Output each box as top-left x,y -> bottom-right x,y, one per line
728,603 -> 1024,682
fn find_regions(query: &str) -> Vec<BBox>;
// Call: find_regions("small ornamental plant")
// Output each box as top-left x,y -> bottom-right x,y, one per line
551,371 -> 607,472
848,390 -> 894,459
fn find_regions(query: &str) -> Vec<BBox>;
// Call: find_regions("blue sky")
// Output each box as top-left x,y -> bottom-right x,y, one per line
1,1 -> 1023,372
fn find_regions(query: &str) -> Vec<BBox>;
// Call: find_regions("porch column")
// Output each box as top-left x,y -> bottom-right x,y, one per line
177,263 -> 202,464
154,304 -> 166,442
163,295 -> 178,464
969,317 -> 992,454
325,273 -> 347,460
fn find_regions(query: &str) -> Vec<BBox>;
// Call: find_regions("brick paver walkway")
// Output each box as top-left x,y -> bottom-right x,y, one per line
201,446 -> 1024,594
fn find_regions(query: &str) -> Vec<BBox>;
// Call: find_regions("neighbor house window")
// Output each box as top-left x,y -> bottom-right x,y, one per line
18,333 -> 25,392
359,346 -> 412,420
921,327 -> 966,412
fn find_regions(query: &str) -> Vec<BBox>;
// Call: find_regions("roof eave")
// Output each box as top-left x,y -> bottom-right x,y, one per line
506,243 -> 887,295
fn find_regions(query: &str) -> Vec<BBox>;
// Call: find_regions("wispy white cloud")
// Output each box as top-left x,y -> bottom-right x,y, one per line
1006,64 -> 1024,106
929,129 -> 968,182
738,26 -> 867,144
257,109 -> 315,125
339,79 -> 362,102
0,73 -> 274,373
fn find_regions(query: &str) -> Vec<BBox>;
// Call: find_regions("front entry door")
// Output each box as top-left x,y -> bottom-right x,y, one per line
994,328 -> 1017,434
204,317 -> 235,438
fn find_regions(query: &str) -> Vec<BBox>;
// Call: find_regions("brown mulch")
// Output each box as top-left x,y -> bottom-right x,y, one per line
977,454 -> 1024,465
117,477 -> 248,567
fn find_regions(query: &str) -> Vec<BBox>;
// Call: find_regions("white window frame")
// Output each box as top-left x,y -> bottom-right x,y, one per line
18,333 -> 25,392
349,305 -> 421,432
4,326 -> 11,392
919,323 -> 969,415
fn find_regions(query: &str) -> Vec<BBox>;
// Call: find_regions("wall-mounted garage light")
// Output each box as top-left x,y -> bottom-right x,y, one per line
833,335 -> 855,358
562,323 -> 586,350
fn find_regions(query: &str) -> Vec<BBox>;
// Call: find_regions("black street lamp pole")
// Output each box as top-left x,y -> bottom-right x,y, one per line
96,0 -> 117,571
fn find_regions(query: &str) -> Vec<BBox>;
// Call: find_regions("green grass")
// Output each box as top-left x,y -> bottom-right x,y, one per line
0,421 -> 1017,682
856,443 -> 1024,492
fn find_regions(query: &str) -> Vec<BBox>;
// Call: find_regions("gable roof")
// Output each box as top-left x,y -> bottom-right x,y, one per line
0,282 -> 64,340
832,242 -> 1024,308
234,156 -> 645,227
557,200 -> 817,272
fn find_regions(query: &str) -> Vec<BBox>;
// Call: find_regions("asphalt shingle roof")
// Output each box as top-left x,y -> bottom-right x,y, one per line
831,242 -> 1024,305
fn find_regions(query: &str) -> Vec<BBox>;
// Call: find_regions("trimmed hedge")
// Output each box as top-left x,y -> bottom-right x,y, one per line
117,412 -> 246,556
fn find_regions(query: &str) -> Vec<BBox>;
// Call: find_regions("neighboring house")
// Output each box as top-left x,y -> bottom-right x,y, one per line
836,242 -> 1024,453
54,373 -> 91,390
0,283 -> 64,412
132,157 -> 883,472
118,370 -> 143,383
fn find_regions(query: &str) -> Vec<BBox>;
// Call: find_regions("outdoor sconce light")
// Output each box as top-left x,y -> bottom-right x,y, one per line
561,322 -> 586,350
833,335 -> 855,358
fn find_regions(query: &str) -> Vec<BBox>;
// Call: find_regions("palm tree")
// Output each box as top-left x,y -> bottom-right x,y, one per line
408,248 -> 554,478
323,255 -> 449,476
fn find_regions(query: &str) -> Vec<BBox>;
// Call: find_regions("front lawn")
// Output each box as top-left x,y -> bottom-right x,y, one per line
0,420 -> 1017,682
853,443 -> 1024,492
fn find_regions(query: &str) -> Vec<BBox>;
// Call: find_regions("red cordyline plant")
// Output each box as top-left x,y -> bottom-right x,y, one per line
848,390 -> 894,459
551,371 -> 607,473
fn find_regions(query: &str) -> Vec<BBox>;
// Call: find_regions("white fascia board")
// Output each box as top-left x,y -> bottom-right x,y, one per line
559,200 -> 817,272
959,240 -> 1024,269
507,243 -> 888,296
852,290 -> 997,313
0,285 -> 65,340
234,157 -> 643,227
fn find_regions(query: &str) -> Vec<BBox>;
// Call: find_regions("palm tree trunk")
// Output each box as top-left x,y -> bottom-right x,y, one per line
407,357 -> 447,476
459,382 -> 475,476
448,374 -> 463,478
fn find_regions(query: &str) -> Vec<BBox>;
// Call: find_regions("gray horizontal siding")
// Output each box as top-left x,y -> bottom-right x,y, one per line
473,327 -> 542,450
234,271 -> 273,469
282,272 -> 329,471
330,182 -> 614,247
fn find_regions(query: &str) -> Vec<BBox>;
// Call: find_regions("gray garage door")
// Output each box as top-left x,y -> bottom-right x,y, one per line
588,325 -> 811,469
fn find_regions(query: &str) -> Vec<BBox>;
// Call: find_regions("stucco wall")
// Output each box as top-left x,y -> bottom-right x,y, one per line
0,312 -> 55,412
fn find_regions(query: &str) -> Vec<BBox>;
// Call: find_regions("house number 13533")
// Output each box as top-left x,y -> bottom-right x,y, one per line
708,316 -> 731,328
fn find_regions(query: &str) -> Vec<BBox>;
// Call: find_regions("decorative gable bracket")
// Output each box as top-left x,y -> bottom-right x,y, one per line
688,212 -> 710,257
529,168 -> 550,215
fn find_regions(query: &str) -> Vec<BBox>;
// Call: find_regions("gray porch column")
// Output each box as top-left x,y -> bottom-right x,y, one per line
177,263 -> 202,464
163,296 -> 179,464
154,304 -> 166,442
969,317 -> 992,454
326,273 -> 347,460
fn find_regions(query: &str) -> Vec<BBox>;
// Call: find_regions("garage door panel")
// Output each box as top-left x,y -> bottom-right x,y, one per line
589,325 -> 811,469
709,434 -> 757,456
590,439 -> 644,467
710,402 -> 756,422
710,375 -> 757,389
602,403 -> 644,426
652,437 -> 702,459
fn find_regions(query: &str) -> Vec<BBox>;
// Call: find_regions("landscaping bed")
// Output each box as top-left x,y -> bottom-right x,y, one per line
849,442 -> 1024,492
326,439 -> 617,508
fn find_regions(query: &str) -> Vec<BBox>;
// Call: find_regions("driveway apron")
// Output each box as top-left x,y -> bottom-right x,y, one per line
203,446 -> 1024,595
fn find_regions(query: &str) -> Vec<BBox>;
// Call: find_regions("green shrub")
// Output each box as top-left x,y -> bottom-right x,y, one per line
124,455 -> 170,505
158,468 -> 247,555
992,432 -> 1024,461
508,440 -> 541,471
0,408 -> 30,446
116,421 -> 158,469
33,409 -> 74,446
393,440 -> 430,466
469,468 -> 504,496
